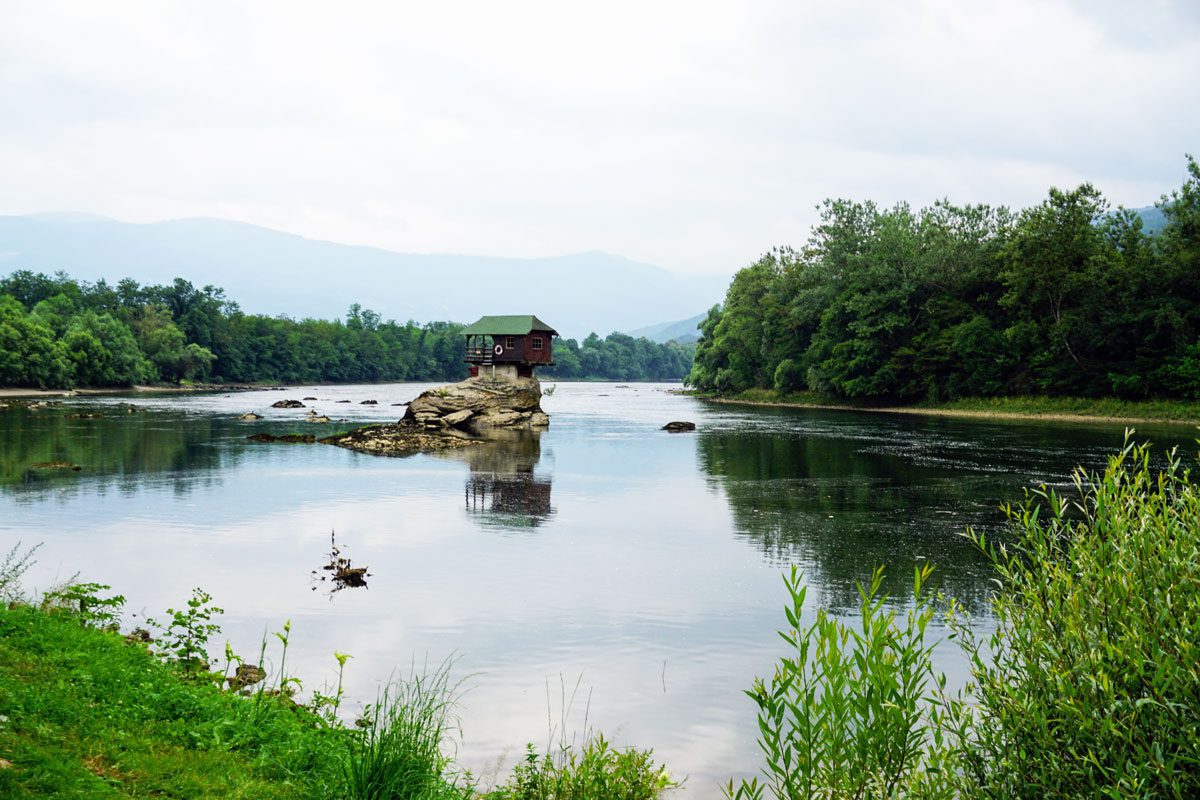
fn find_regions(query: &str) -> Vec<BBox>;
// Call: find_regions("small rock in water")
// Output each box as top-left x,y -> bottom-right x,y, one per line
360,399 -> 378,405
271,399 -> 306,408
30,461 -> 83,471
247,433 -> 316,443
335,400 -> 351,403
302,396 -> 318,401
662,421 -> 696,432
238,412 -> 262,421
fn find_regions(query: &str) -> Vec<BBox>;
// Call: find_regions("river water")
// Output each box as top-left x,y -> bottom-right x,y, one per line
2,383 -> 1195,795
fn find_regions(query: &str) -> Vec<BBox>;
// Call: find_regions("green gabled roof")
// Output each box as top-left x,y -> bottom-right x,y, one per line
461,315 -> 558,336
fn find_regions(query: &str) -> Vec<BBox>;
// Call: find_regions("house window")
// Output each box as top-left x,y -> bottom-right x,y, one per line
505,336 -> 516,349
531,336 -> 543,350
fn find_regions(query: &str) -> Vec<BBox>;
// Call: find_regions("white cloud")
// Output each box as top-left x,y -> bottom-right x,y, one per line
1,0 -> 1196,277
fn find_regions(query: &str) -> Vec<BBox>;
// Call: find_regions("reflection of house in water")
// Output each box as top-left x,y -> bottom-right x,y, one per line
447,430 -> 553,529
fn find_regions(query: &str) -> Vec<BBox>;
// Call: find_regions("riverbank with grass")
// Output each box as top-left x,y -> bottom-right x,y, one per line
0,601 -> 345,798
698,388 -> 1200,425
0,566 -> 673,800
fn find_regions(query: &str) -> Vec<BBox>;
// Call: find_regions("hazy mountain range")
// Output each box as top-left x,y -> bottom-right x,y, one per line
0,213 -> 730,340
625,312 -> 708,344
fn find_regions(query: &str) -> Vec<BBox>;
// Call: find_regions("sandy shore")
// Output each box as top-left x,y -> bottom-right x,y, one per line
0,387 -> 79,399
0,384 -> 268,399
703,396 -> 1200,427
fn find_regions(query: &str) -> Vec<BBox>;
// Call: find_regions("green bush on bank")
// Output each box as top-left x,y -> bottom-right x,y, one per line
961,440 -> 1200,796
734,438 -> 1200,798
705,388 -> 1200,423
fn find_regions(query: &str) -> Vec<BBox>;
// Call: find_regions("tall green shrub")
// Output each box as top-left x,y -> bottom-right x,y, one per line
958,440 -> 1200,797
727,565 -> 961,800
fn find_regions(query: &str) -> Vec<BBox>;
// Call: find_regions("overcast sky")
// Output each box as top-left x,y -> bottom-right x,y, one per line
1,0 -> 1197,277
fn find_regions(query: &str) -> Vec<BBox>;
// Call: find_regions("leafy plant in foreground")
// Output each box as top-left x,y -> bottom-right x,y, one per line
150,586 -> 224,673
41,580 -> 127,629
311,650 -> 354,725
489,736 -> 673,800
727,564 -> 962,800
955,438 -> 1200,797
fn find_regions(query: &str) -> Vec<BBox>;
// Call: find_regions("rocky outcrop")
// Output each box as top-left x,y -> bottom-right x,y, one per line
247,433 -> 316,443
662,421 -> 696,432
319,421 -> 481,456
403,375 -> 550,432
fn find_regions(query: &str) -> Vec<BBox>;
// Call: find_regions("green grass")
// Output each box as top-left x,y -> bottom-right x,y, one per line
0,604 -> 346,798
485,736 -> 673,800
343,661 -> 468,800
0,602 -> 672,799
698,388 -> 1200,422
914,394 -> 1200,421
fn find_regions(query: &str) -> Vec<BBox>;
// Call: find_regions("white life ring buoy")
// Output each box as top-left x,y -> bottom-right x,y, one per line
493,344 -> 504,355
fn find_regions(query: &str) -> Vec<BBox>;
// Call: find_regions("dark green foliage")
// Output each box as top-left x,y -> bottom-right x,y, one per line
541,333 -> 693,382
0,269 -> 693,387
62,310 -> 148,386
0,295 -> 72,388
689,155 -> 1200,401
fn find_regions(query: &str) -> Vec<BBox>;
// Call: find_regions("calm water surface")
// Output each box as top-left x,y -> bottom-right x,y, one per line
2,383 -> 1196,795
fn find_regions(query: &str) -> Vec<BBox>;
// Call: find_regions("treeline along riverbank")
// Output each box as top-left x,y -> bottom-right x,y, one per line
0,270 -> 694,388
687,156 -> 1200,403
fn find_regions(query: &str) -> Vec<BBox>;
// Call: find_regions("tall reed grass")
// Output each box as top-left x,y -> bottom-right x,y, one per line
342,659 -> 470,800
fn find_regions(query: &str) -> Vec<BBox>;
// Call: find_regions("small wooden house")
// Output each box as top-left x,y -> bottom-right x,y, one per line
463,314 -> 558,379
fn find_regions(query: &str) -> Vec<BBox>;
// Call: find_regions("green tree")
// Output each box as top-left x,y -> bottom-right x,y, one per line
63,311 -> 146,386
0,295 -> 72,388
999,185 -> 1110,394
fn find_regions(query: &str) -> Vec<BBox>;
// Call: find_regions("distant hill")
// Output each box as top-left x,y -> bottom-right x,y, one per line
0,214 -> 728,339
625,311 -> 710,344
1130,205 -> 1168,235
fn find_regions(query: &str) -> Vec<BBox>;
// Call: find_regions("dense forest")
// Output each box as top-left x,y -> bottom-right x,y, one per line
688,156 -> 1200,401
0,271 -> 694,388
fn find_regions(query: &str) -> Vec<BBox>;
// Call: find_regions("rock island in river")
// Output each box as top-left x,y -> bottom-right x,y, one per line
319,374 -> 549,456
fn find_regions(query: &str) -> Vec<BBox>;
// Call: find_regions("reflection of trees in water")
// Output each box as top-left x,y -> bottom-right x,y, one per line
441,430 -> 553,530
697,429 -> 1005,614
0,405 -> 243,498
